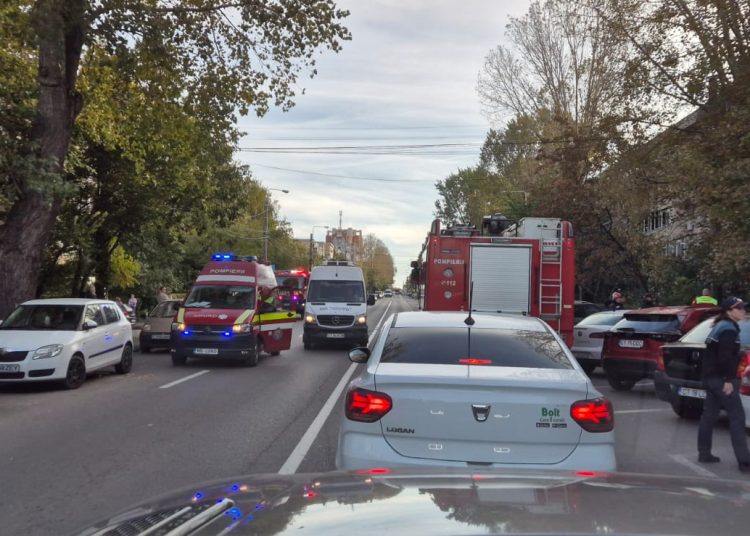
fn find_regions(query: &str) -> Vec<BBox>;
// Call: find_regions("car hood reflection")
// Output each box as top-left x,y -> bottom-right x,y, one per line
77,468 -> 750,535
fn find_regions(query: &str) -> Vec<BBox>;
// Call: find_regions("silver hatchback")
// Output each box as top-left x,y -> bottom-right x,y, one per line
336,311 -> 616,472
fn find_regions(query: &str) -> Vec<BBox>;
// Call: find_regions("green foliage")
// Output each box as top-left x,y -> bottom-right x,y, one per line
110,244 -> 141,288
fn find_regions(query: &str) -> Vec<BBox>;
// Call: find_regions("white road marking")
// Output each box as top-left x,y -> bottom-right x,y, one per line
158,370 -> 210,389
278,302 -> 393,475
615,408 -> 668,414
669,454 -> 718,478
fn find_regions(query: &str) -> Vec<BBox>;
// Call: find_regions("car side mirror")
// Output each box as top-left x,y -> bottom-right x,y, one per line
83,319 -> 98,330
367,295 -> 376,306
349,347 -> 370,363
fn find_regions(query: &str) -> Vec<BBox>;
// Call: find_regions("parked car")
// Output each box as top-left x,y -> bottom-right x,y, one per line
336,311 -> 616,472
574,300 -> 605,324
139,299 -> 181,353
600,306 -> 719,391
655,317 -> 750,423
0,298 -> 133,389
117,302 -> 136,323
571,310 -> 630,374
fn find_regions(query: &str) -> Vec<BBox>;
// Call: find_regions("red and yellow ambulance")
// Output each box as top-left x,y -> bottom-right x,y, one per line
170,254 -> 296,367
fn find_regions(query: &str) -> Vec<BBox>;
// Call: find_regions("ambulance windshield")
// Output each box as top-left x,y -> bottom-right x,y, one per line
276,276 -> 306,289
184,285 -> 255,309
307,280 -> 365,303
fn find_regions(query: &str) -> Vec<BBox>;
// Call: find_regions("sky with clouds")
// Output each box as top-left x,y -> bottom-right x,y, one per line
235,0 -> 532,285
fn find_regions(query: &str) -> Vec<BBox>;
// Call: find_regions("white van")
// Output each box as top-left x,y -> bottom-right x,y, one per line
303,261 -> 372,349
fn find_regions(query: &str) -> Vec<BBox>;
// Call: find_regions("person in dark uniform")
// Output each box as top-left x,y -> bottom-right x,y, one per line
697,296 -> 750,473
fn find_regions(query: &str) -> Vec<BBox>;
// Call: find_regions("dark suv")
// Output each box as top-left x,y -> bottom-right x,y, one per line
600,306 -> 719,391
655,317 -> 750,418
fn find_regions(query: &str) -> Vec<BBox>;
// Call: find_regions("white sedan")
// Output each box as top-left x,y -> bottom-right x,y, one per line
0,298 -> 133,389
570,310 -> 631,374
336,311 -> 616,472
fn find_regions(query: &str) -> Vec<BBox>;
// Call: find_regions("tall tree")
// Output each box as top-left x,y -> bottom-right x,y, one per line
0,0 -> 350,316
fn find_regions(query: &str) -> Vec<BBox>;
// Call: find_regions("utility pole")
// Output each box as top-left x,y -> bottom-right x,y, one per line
263,188 -> 290,263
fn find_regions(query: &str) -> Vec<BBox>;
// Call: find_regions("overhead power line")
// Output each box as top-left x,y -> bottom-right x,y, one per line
248,163 -> 436,182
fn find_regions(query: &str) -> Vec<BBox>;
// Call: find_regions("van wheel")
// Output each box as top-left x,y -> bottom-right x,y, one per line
605,370 -> 636,391
172,354 -> 187,366
115,344 -> 133,374
242,338 -> 260,367
63,355 -> 86,390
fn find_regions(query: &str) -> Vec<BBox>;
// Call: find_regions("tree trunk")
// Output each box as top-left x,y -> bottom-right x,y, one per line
0,0 -> 85,317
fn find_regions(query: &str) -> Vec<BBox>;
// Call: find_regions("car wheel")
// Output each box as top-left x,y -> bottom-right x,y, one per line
581,362 -> 597,375
172,354 -> 187,366
115,344 -> 133,374
605,370 -> 636,391
242,338 -> 260,367
63,355 -> 86,390
671,398 -> 703,419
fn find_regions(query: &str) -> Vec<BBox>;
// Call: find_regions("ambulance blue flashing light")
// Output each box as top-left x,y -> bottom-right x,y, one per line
211,253 -> 260,262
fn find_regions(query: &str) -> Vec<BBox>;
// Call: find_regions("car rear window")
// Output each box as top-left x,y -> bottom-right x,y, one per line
613,314 -> 681,333
576,312 -> 623,327
379,327 -> 572,369
682,318 -> 750,344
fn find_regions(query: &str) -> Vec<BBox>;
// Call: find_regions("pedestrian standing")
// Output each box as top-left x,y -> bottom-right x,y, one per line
697,296 -> 750,473
641,292 -> 655,308
85,283 -> 97,299
610,288 -> 625,311
692,288 -> 719,306
157,286 -> 170,303
128,293 -> 138,313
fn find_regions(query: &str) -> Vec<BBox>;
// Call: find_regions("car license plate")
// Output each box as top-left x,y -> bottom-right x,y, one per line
152,334 -> 170,340
678,387 -> 706,399
194,348 -> 219,355
619,339 -> 644,348
326,333 -> 345,339
0,364 -> 20,372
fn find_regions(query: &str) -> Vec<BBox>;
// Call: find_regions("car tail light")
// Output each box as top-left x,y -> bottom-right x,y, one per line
570,398 -> 614,433
459,358 -> 492,365
345,387 -> 392,422
739,351 -> 750,396
656,348 -> 665,371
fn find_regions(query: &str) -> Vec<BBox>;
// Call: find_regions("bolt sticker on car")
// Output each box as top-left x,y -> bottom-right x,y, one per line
537,407 -> 568,429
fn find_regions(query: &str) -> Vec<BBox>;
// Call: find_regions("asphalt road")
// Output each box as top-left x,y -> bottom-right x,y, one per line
1,296 -> 749,535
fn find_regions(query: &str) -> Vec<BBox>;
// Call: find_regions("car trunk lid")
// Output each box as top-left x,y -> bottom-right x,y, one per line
375,363 -> 587,465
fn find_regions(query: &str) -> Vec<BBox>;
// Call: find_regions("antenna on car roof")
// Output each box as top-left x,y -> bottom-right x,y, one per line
464,281 -> 475,326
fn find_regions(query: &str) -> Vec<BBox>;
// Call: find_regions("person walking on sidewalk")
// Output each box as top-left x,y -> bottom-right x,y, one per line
697,296 -> 750,473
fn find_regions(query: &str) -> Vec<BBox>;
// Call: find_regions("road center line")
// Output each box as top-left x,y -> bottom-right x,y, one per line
669,454 -> 718,478
615,409 -> 668,414
278,302 -> 393,475
159,370 -> 210,389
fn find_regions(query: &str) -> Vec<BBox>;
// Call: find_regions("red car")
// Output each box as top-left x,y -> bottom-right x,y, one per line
600,306 -> 719,391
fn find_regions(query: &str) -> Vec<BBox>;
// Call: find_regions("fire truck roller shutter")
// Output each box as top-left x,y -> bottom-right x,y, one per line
470,244 -> 532,314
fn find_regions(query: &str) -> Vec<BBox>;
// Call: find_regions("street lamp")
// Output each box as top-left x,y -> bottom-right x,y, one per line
309,225 -> 329,269
264,188 -> 289,262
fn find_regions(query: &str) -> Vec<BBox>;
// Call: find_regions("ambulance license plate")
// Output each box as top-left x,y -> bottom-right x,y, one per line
678,387 -> 706,399
326,333 -> 345,339
194,348 -> 219,355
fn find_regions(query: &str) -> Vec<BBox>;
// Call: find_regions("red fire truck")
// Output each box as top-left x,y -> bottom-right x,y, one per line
170,253 -> 296,367
417,214 -> 576,345
274,268 -> 310,314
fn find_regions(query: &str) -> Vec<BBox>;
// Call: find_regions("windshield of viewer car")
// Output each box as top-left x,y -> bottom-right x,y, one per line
614,314 -> 681,333
184,285 -> 255,309
380,327 -> 572,369
307,280 -> 365,303
0,305 -> 83,330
